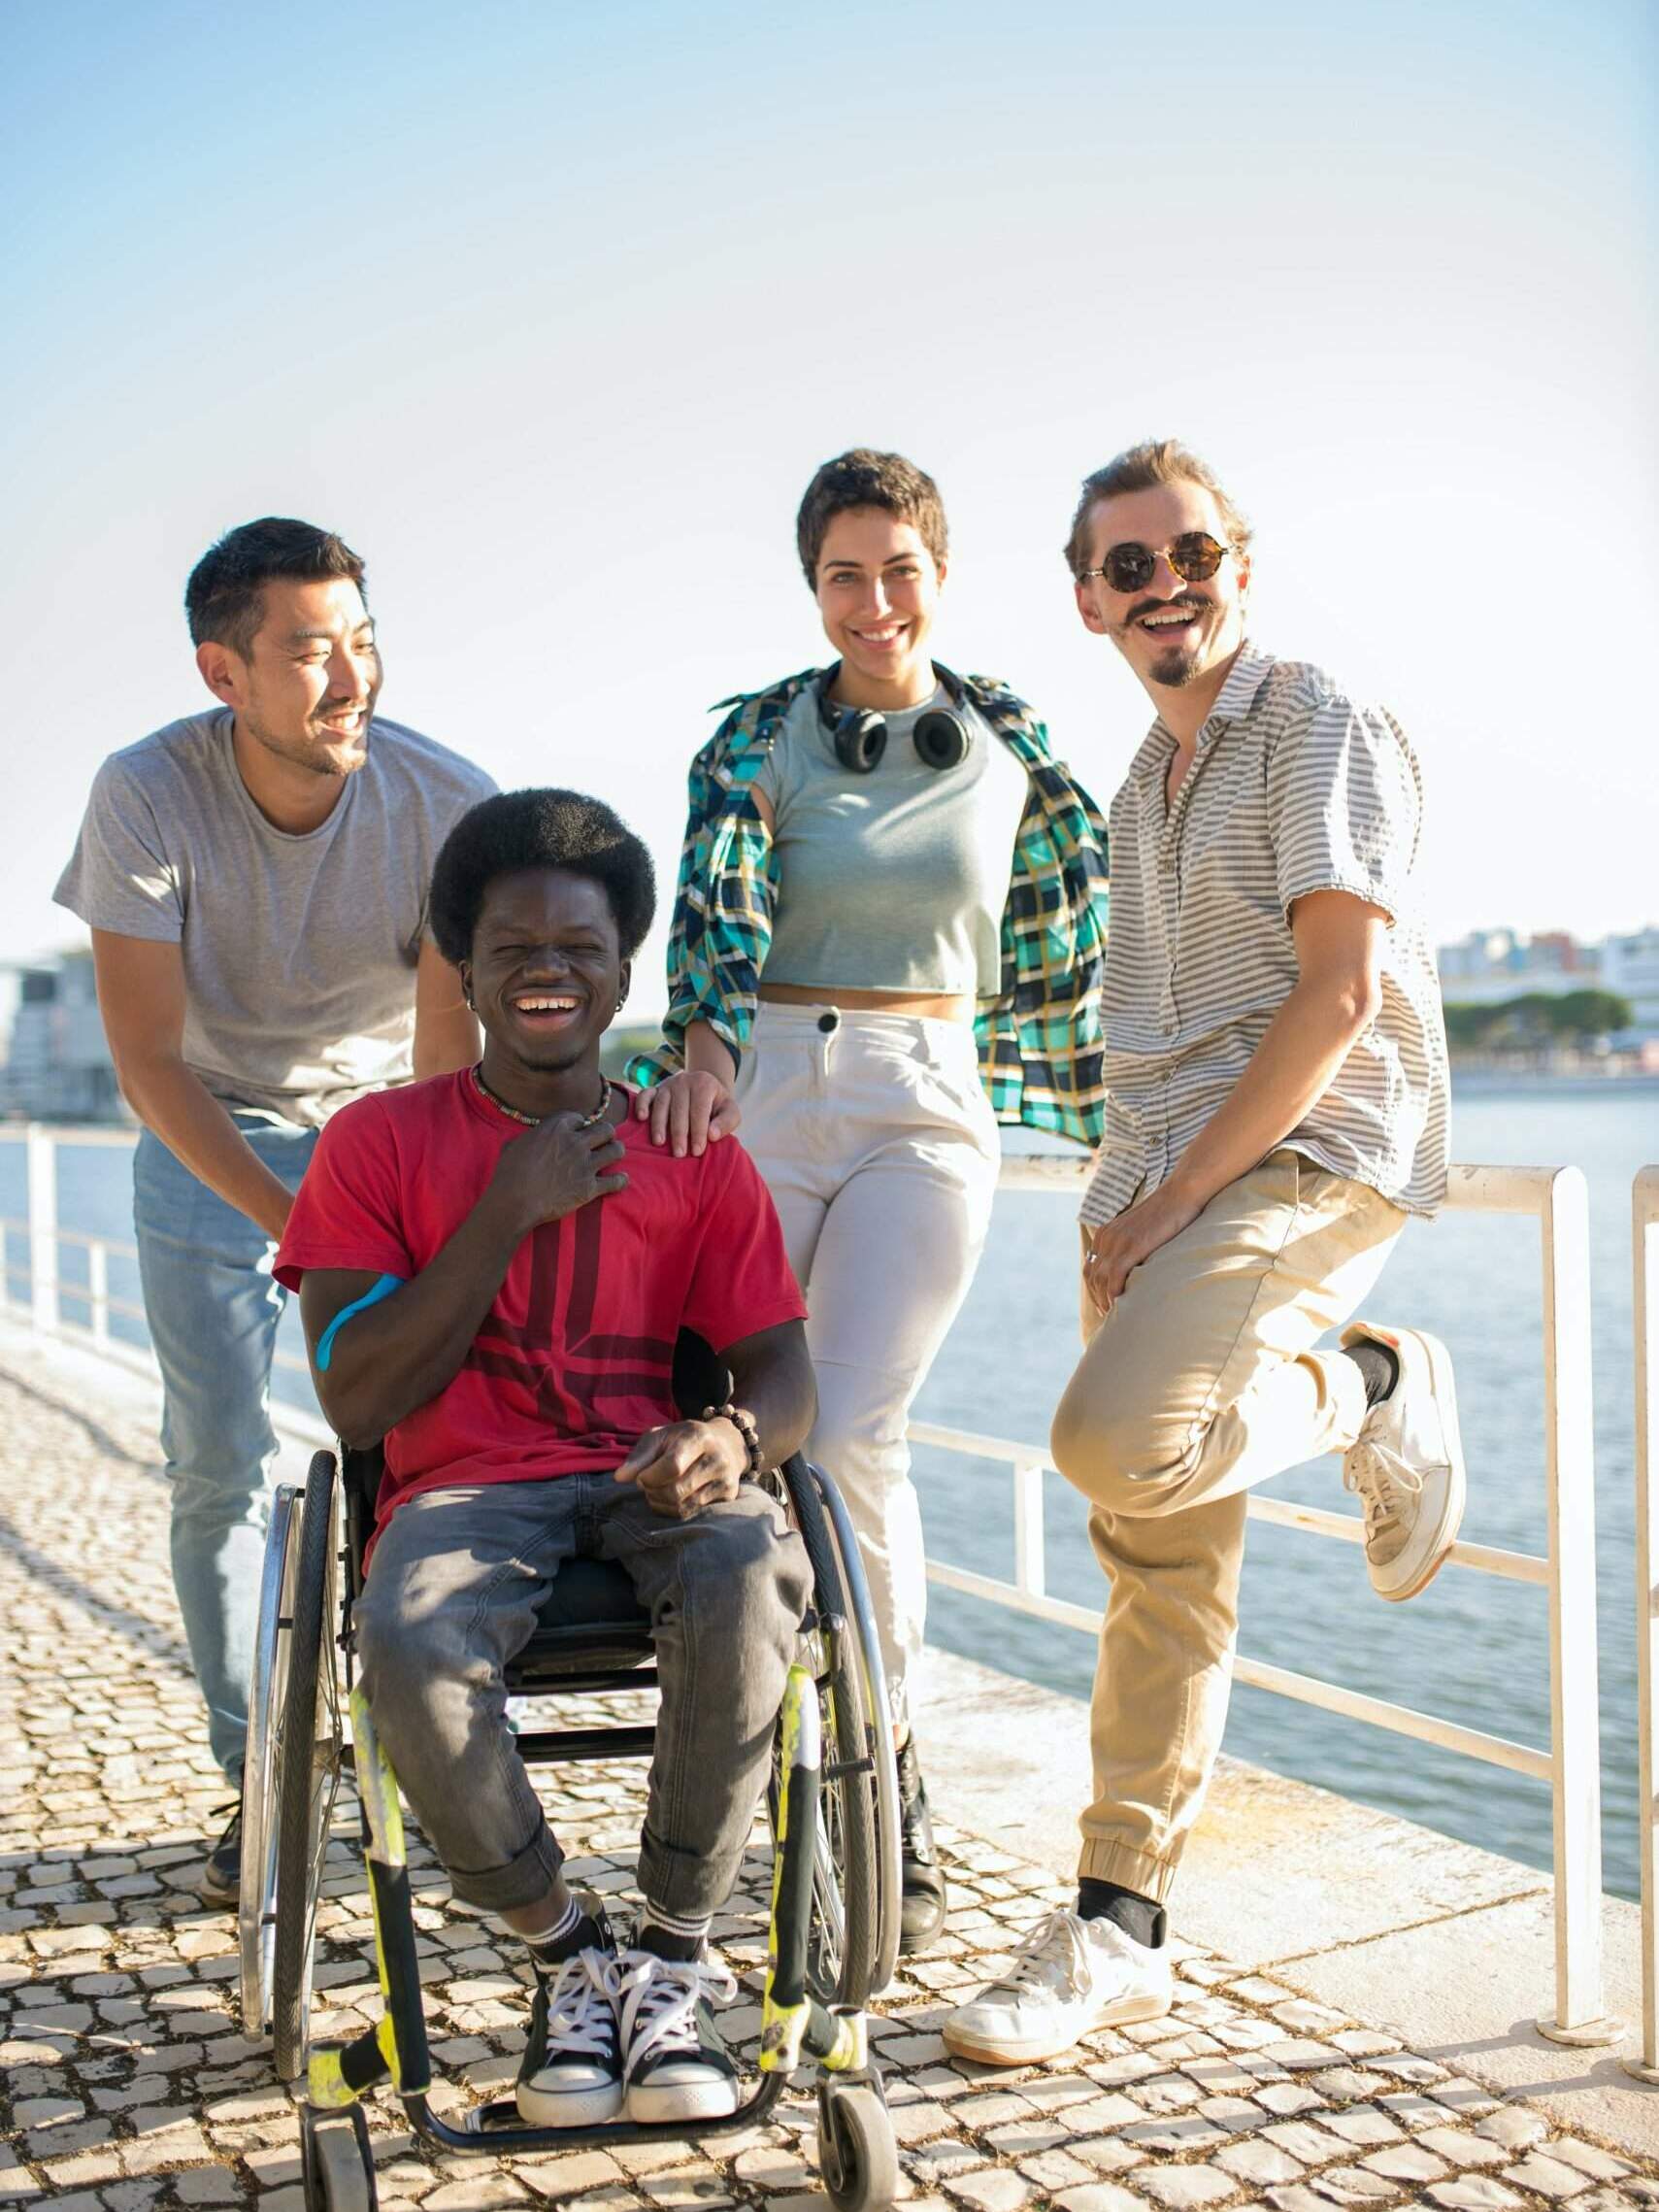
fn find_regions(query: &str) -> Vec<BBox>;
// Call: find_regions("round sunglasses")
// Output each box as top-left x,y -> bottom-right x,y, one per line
1078,531 -> 1232,594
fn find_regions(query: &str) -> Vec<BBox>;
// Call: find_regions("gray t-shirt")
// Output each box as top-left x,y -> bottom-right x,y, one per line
54,709 -> 496,1126
750,687 -> 1030,996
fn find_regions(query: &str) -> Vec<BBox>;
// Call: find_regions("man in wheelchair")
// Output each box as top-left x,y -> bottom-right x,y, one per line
273,788 -> 815,2129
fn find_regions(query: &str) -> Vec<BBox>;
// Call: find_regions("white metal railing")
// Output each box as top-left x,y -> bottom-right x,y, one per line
0,1123 -> 1625,2043
0,1122 -> 319,1410
912,1150 -> 1619,2047
1627,1166 -> 1659,2083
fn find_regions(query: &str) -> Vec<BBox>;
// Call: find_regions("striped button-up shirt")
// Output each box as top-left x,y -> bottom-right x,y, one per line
1079,644 -> 1449,1229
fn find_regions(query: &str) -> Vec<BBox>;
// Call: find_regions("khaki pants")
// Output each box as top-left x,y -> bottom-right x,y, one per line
1051,1149 -> 1406,1902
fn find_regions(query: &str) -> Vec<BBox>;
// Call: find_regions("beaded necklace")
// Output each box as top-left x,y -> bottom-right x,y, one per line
471,1065 -> 613,1131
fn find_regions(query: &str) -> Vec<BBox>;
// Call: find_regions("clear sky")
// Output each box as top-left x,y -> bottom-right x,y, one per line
3,0 -> 1654,1017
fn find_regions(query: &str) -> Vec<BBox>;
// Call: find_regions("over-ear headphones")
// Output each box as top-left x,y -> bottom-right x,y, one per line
817,669 -> 972,776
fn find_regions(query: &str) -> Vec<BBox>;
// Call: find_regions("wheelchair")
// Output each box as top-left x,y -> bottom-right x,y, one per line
238,1332 -> 904,2212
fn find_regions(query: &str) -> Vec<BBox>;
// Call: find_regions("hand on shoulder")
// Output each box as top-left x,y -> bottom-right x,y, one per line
634,1067 -> 740,1157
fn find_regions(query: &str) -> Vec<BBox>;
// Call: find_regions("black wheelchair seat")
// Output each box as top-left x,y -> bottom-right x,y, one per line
511,1557 -> 653,1681
340,1446 -> 655,1679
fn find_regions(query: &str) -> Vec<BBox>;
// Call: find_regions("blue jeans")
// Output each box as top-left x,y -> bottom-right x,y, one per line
133,1116 -> 318,1783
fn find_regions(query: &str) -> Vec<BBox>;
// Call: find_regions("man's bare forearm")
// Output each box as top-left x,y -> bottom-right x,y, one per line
1164,974 -> 1377,1215
414,1002 -> 481,1080
412,947 -> 481,1079
117,1056 -> 297,1241
725,1324 -> 816,1469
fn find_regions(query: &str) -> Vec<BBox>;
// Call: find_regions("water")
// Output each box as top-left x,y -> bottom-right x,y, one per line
916,1081 -> 1656,1898
2,1082 -> 1654,1894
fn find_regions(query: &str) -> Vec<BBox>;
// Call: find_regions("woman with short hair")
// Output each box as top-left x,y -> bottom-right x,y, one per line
633,450 -> 1108,1951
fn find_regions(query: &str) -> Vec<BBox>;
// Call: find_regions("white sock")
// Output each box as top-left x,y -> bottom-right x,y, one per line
637,1900 -> 711,1961
522,1890 -> 582,1959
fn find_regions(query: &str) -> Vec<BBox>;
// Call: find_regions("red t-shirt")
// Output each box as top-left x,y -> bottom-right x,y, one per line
274,1073 -> 807,1537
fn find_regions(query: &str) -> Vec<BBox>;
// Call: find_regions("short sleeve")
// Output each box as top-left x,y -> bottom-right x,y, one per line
1266,695 -> 1422,925
273,1098 -> 416,1290
680,1140 -> 808,1354
54,758 -> 184,942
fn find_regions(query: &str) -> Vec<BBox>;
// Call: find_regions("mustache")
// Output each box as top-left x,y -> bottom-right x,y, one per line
1126,594 -> 1212,628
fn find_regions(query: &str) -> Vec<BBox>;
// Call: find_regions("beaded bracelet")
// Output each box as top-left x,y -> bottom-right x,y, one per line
703,1401 -> 765,1476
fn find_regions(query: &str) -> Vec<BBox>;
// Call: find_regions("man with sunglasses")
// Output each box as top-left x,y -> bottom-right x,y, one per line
944,439 -> 1457,2065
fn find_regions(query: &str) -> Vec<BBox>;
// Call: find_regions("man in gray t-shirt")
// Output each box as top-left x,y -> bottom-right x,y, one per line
55,517 -> 496,1902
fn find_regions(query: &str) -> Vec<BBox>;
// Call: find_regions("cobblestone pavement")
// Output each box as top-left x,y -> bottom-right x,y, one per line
4,1348 -> 1658,2212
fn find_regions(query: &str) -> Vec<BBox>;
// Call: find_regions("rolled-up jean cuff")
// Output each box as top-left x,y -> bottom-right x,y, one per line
445,1815 -> 565,1913
1077,1836 -> 1179,1906
635,1833 -> 728,1926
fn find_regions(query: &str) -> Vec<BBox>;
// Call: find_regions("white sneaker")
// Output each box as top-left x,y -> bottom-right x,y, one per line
1340,1322 -> 1467,1601
942,1909 -> 1172,2065
611,1949 -> 741,2123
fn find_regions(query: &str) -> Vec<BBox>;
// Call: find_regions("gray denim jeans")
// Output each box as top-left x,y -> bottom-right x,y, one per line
354,1473 -> 811,1917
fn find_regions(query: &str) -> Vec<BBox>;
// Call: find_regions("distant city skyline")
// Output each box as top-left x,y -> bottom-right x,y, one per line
10,923 -> 1655,1090
1438,923 -> 1659,1032
4,1 -> 1654,999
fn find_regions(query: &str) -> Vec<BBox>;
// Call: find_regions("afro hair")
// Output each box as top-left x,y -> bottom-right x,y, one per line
428,788 -> 656,966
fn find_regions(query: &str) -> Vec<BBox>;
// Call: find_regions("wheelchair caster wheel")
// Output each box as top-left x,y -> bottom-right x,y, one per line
300,2102 -> 377,2212
817,2079 -> 898,2212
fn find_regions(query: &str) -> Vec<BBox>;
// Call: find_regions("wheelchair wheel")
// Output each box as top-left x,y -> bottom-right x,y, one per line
300,2102 -> 377,2212
807,1612 -> 879,2007
240,1483 -> 299,2040
775,1462 -> 883,2007
813,1466 -> 903,1996
272,1453 -> 345,2081
818,2080 -> 899,2212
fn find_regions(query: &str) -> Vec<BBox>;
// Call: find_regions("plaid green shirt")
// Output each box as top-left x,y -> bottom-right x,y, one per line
627,665 -> 1110,1147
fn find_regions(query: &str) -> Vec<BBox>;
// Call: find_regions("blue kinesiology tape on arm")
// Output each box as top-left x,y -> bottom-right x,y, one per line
315,1273 -> 406,1372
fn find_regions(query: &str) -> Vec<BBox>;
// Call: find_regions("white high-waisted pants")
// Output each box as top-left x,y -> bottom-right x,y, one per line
735,1003 -> 1002,1726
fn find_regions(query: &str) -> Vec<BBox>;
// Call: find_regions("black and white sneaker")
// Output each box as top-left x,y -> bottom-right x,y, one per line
515,1902 -> 623,2127
612,1949 -> 740,2124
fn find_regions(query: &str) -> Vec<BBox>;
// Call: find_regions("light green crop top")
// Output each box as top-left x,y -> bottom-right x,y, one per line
748,685 -> 1031,997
